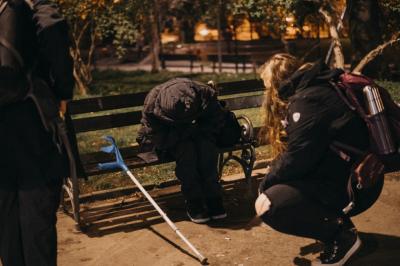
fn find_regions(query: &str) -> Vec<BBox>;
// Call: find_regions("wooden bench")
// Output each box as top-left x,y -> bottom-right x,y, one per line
63,79 -> 266,226
159,53 -> 202,72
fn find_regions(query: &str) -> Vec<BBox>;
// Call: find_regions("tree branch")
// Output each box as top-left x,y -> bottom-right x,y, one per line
352,35 -> 400,74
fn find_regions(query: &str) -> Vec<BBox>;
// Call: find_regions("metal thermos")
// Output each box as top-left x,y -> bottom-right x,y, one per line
363,85 -> 396,155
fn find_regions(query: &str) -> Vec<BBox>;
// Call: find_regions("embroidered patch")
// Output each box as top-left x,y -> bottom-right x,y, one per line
292,112 -> 301,122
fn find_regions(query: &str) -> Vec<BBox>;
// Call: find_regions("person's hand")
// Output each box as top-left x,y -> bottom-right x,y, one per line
59,100 -> 68,118
255,193 -> 271,217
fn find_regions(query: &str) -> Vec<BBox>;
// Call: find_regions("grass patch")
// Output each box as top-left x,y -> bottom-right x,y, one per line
377,80 -> 400,102
87,70 -> 256,97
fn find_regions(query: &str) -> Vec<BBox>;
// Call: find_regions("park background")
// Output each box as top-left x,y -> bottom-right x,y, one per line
54,0 -> 400,194
45,1 -> 400,265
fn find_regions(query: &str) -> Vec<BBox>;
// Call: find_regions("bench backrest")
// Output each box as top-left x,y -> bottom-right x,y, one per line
207,54 -> 251,63
66,79 -> 266,176
159,53 -> 199,61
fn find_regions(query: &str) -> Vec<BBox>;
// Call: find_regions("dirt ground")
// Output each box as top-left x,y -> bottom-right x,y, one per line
57,170 -> 400,266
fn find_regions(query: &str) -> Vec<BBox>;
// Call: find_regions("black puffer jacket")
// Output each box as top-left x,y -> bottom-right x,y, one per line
137,78 -> 225,151
262,61 -> 371,208
0,0 -> 73,188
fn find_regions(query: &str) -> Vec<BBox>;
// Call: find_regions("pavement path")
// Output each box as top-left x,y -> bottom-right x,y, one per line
57,170 -> 400,266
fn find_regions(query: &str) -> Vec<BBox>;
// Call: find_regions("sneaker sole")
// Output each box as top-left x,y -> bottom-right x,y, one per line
187,212 -> 211,224
211,213 -> 227,220
312,236 -> 361,266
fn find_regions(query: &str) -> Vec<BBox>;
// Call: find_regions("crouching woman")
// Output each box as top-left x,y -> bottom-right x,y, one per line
255,54 -> 383,265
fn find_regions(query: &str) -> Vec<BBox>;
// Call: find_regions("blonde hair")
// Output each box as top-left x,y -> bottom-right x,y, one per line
259,53 -> 302,158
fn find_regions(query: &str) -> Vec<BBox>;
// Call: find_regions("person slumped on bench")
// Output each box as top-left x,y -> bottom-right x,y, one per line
137,78 -> 227,223
255,54 -> 384,265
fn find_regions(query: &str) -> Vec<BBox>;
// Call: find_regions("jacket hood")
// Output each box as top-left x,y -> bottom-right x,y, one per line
278,60 -> 344,100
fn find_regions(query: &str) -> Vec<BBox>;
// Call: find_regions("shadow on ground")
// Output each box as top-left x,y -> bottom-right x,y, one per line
78,176 -> 262,237
293,232 -> 400,266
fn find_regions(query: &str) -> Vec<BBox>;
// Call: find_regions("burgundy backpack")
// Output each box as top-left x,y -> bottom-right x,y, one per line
335,73 -> 400,161
329,73 -> 400,216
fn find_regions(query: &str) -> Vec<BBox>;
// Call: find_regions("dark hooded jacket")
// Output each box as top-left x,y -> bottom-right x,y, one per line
137,78 -> 225,151
0,0 -> 73,188
263,61 -> 371,208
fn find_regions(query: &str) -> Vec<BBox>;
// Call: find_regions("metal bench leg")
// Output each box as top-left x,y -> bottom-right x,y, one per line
62,175 -> 81,227
217,152 -> 225,179
242,145 -> 256,198
217,145 -> 256,198
60,178 -> 67,212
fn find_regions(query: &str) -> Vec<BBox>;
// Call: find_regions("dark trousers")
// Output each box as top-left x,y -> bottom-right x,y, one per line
261,178 -> 384,243
172,136 -> 222,202
261,183 -> 352,243
0,178 -> 62,266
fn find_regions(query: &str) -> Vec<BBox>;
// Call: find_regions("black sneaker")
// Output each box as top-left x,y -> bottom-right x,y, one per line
312,228 -> 361,266
206,198 -> 227,220
186,200 -> 210,224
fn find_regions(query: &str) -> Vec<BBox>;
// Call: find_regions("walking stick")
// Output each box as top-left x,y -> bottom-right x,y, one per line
98,136 -> 208,264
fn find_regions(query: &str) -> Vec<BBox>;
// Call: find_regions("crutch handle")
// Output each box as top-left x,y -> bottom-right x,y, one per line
98,162 -> 123,171
97,136 -> 128,171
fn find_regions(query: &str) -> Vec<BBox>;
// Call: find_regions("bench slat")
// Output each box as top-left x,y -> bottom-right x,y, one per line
74,111 -> 142,133
218,79 -> 264,95
82,142 -> 256,176
80,146 -> 141,164
223,94 -> 263,110
73,94 -> 264,133
68,92 -> 148,115
68,80 -> 265,115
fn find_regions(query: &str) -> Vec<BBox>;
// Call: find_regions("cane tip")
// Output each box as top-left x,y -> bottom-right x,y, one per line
200,257 -> 208,265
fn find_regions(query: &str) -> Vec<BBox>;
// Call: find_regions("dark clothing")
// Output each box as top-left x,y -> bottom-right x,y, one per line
260,62 -> 381,244
261,178 -> 383,242
0,100 -> 69,188
138,78 -> 224,151
138,78 -> 224,202
172,136 -> 221,201
0,0 -> 73,183
0,175 -> 62,266
0,1 -> 73,265
262,183 -> 349,243
261,61 -> 370,210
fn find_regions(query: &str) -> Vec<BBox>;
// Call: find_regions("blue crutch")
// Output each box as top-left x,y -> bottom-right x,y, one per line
98,136 -> 207,264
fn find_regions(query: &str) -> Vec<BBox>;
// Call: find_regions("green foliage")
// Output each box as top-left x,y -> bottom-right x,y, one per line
232,0 -> 298,35
55,0 -> 137,58
380,0 -> 400,39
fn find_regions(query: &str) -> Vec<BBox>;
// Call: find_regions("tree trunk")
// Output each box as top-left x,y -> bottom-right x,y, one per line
319,5 -> 345,69
180,20 -> 195,43
151,0 -> 161,72
348,0 -> 383,76
217,0 -> 222,73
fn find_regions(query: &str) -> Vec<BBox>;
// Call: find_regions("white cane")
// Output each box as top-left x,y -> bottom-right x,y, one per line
98,136 -> 207,264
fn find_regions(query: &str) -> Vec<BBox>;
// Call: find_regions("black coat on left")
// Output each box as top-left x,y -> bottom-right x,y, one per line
0,0 -> 73,188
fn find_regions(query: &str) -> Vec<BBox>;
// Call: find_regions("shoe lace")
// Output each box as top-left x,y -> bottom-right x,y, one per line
320,241 -> 339,263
